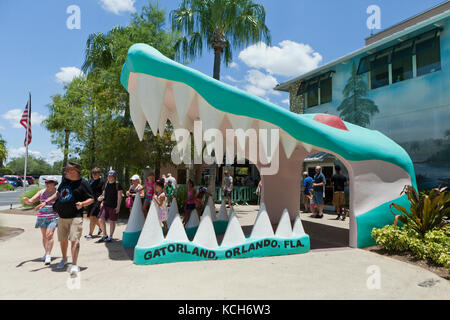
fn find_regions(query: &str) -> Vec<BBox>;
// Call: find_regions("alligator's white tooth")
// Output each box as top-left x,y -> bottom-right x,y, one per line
255,202 -> 266,221
165,213 -> 189,242
137,74 -> 166,136
207,196 -> 217,221
124,194 -> 145,233
217,200 -> 229,221
197,96 -> 224,132
129,90 -> 146,141
200,204 -> 213,221
292,215 -> 306,235
185,209 -> 200,229
167,197 -> 179,228
158,105 -> 170,135
228,114 -> 252,131
250,208 -> 274,239
280,130 -> 298,159
275,209 -> 293,238
192,212 -> 218,249
302,142 -> 313,153
221,210 -> 246,247
258,121 -> 279,163
136,201 -> 164,247
172,83 -> 195,126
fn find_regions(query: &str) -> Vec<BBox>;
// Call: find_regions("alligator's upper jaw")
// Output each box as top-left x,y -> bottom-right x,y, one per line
127,71 -> 311,163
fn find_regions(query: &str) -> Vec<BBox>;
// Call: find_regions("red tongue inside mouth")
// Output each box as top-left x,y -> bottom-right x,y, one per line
313,114 -> 349,131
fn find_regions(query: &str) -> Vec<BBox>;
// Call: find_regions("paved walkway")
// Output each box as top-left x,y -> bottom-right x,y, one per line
0,206 -> 449,299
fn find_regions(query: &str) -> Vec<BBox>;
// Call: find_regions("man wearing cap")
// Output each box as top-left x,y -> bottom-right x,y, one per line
47,161 -> 94,275
96,170 -> 123,243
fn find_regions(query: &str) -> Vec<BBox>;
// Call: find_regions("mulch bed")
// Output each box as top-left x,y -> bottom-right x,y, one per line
364,245 -> 449,280
0,226 -> 24,241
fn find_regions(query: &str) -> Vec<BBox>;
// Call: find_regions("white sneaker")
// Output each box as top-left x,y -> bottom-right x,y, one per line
44,255 -> 51,265
41,254 -> 46,261
69,265 -> 80,275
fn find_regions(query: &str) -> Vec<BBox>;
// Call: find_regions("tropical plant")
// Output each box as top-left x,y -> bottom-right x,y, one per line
390,185 -> 450,236
0,134 -> 7,167
170,0 -> 271,199
337,62 -> 379,127
19,186 -> 42,208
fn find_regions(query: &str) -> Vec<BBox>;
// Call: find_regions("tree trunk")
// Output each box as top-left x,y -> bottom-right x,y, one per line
62,129 -> 70,175
213,48 -> 221,81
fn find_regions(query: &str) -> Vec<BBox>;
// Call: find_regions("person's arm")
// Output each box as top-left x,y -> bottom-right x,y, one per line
23,189 -> 43,205
76,182 -> 94,210
126,185 -> 131,197
115,187 -> 123,213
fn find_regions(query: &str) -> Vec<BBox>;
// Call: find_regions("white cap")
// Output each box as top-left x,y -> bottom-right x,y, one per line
131,174 -> 140,181
44,176 -> 59,185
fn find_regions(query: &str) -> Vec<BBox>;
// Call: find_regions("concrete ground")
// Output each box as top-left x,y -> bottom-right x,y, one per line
0,205 -> 449,300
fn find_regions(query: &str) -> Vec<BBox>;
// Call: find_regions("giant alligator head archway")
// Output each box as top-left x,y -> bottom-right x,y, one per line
120,44 -> 416,265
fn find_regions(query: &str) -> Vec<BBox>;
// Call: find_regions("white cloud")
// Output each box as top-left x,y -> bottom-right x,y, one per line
46,149 -> 64,165
55,67 -> 85,84
224,75 -> 239,83
7,147 -> 42,162
2,109 -> 46,128
99,0 -> 136,15
244,69 -> 278,98
239,40 -> 322,77
229,62 -> 238,69
282,98 -> 290,105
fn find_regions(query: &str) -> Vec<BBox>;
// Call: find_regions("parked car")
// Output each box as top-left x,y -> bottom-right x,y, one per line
4,175 -> 22,187
6,179 -> 19,187
19,176 -> 35,185
0,177 -> 8,184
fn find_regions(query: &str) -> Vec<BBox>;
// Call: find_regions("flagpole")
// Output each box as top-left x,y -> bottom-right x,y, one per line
23,92 -> 31,193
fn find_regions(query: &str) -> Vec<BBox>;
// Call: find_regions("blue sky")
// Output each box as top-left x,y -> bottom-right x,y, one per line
0,0 -> 444,165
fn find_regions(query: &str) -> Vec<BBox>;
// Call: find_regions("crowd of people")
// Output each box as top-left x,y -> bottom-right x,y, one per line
302,165 -> 349,220
22,161 -> 183,275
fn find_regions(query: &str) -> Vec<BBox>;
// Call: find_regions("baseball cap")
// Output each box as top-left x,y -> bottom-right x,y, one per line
131,174 -> 140,180
107,170 -> 116,177
44,176 -> 59,185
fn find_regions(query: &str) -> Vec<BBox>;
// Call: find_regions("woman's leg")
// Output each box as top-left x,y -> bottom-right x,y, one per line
45,228 -> 55,255
89,216 -> 96,235
109,220 -> 116,238
40,228 -> 47,253
183,209 -> 192,225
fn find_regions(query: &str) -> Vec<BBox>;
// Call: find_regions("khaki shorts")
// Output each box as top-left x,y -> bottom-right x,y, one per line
57,217 -> 83,242
333,191 -> 345,208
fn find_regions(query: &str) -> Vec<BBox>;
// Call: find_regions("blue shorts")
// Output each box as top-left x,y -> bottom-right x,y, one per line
313,191 -> 324,205
35,217 -> 58,229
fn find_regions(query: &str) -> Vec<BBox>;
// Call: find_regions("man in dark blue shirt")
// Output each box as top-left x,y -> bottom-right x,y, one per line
312,166 -> 326,218
302,172 -> 313,213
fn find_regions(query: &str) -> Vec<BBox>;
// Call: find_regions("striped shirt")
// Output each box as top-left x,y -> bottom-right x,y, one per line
37,190 -> 58,219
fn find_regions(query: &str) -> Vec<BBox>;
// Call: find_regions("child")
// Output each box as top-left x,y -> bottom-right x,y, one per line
195,187 -> 212,216
22,176 -> 59,265
126,174 -> 144,213
142,170 -> 155,218
153,180 -> 168,234
165,179 -> 175,207
183,179 -> 197,226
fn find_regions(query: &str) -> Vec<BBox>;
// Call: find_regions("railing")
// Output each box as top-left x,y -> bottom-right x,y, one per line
176,184 -> 258,204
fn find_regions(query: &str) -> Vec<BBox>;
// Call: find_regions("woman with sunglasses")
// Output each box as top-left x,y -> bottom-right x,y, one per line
22,176 -> 59,265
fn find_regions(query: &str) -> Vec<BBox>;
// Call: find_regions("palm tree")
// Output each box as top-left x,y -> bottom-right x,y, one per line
170,0 -> 271,80
0,134 -> 7,168
171,0 -> 271,200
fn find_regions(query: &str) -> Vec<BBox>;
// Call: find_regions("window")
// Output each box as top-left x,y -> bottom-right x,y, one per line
416,33 -> 441,77
392,41 -> 414,83
320,76 -> 332,104
370,54 -> 389,89
297,71 -> 334,108
356,27 -> 442,89
307,81 -> 319,108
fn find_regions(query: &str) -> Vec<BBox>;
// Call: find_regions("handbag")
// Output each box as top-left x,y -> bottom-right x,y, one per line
125,196 -> 134,208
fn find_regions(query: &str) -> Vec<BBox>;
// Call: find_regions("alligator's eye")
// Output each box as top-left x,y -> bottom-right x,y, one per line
313,114 -> 349,131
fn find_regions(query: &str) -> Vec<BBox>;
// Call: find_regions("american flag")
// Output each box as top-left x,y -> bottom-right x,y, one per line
20,93 -> 31,147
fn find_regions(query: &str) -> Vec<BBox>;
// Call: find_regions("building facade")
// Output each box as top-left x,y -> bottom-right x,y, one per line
276,2 -> 450,190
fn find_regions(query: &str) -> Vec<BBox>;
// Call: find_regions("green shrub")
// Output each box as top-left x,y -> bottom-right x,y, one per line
371,225 -> 450,270
390,185 -> 449,236
175,184 -> 187,214
19,186 -> 43,208
0,184 -> 15,192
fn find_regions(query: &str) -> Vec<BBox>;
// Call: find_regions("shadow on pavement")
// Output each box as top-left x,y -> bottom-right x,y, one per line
104,239 -> 133,261
302,220 -> 349,250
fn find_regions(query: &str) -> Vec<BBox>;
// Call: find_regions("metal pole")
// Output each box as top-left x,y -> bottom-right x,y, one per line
23,92 -> 31,193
